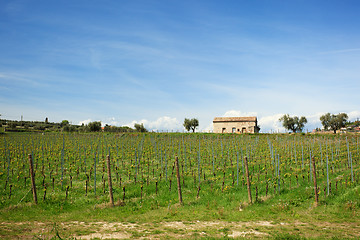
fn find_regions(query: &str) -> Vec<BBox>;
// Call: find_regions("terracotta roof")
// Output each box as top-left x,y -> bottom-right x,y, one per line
213,117 -> 257,123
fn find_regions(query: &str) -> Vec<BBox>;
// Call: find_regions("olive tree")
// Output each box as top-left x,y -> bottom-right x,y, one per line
279,114 -> 307,133
183,118 -> 199,132
134,123 -> 147,132
320,113 -> 348,133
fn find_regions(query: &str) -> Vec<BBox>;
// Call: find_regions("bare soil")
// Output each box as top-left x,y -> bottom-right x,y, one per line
1,220 -> 360,239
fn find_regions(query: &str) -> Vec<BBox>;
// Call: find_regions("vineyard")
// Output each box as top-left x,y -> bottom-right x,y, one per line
1,132 -> 360,239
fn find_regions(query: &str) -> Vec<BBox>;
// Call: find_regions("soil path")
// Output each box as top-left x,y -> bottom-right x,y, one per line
1,220 -> 360,239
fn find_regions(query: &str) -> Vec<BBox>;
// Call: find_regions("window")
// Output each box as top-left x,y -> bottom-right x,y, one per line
222,128 -> 226,133
232,127 -> 236,133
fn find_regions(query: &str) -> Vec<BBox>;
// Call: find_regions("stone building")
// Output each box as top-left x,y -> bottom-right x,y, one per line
213,117 -> 260,133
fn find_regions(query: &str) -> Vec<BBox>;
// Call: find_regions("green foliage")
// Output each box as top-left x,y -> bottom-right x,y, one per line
279,114 -> 307,133
63,124 -> 77,132
320,113 -> 348,133
8,122 -> 18,129
104,124 -> 134,133
0,118 -> 138,133
34,123 -> 47,131
134,123 -> 147,132
183,118 -> 199,132
87,121 -> 102,132
60,120 -> 70,127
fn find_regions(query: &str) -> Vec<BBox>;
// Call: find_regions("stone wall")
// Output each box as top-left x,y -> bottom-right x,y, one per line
213,117 -> 258,133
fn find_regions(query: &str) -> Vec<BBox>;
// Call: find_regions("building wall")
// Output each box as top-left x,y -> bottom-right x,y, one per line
213,121 -> 257,133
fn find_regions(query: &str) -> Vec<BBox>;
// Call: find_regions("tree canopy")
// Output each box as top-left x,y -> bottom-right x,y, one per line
279,114 -> 307,133
88,121 -> 102,132
320,113 -> 348,133
183,118 -> 199,132
61,120 -> 69,127
134,123 -> 147,132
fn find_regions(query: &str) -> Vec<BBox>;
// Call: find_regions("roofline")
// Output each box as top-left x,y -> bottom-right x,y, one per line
213,117 -> 257,123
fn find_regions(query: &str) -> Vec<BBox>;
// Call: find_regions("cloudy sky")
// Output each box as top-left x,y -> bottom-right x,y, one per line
1,0 -> 359,132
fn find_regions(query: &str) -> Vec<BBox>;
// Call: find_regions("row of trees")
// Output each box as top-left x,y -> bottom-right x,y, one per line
1,117 -> 200,133
1,118 -> 143,133
63,121 -> 145,133
2,113 -> 354,134
279,112 -> 349,133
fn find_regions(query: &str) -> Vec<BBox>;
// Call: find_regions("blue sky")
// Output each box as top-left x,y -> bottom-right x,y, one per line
1,0 -> 360,132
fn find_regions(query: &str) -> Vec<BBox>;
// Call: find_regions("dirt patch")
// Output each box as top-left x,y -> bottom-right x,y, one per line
80,232 -> 131,239
229,229 -> 266,238
1,220 -> 360,239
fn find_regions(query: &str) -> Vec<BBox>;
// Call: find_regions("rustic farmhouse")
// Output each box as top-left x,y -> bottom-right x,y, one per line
213,117 -> 260,133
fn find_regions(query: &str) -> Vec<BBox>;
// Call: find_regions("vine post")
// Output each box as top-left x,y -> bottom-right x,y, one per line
28,154 -> 38,204
106,155 -> 114,207
175,156 -> 183,205
244,156 -> 252,204
311,156 -> 319,206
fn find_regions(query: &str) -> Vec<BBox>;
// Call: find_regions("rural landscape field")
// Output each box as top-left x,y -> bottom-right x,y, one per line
1,132 -> 359,239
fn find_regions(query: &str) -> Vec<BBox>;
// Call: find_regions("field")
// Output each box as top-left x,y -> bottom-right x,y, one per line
1,132 -> 360,239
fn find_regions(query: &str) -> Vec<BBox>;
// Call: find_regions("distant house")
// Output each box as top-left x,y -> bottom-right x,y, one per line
213,117 -> 260,133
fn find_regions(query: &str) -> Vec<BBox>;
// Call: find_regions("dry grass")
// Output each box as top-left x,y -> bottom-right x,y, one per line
1,219 -> 360,239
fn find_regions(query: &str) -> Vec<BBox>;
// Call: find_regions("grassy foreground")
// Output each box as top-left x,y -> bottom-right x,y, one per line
1,132 -> 359,239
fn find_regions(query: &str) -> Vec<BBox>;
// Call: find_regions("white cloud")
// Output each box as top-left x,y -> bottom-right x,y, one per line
79,117 -> 121,127
348,110 -> 360,121
126,116 -> 182,132
103,117 -> 120,126
202,122 -> 214,132
223,110 -> 258,117
258,114 -> 284,133
78,119 -> 92,125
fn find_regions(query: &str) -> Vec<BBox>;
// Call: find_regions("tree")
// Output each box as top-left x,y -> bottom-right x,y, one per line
295,116 -> 308,133
88,121 -> 102,132
63,124 -> 76,132
103,124 -> 112,132
279,114 -> 307,133
320,113 -> 348,133
279,114 -> 296,132
8,121 -> 18,129
183,118 -> 199,132
134,123 -> 147,132
320,113 -> 331,131
61,120 -> 69,127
